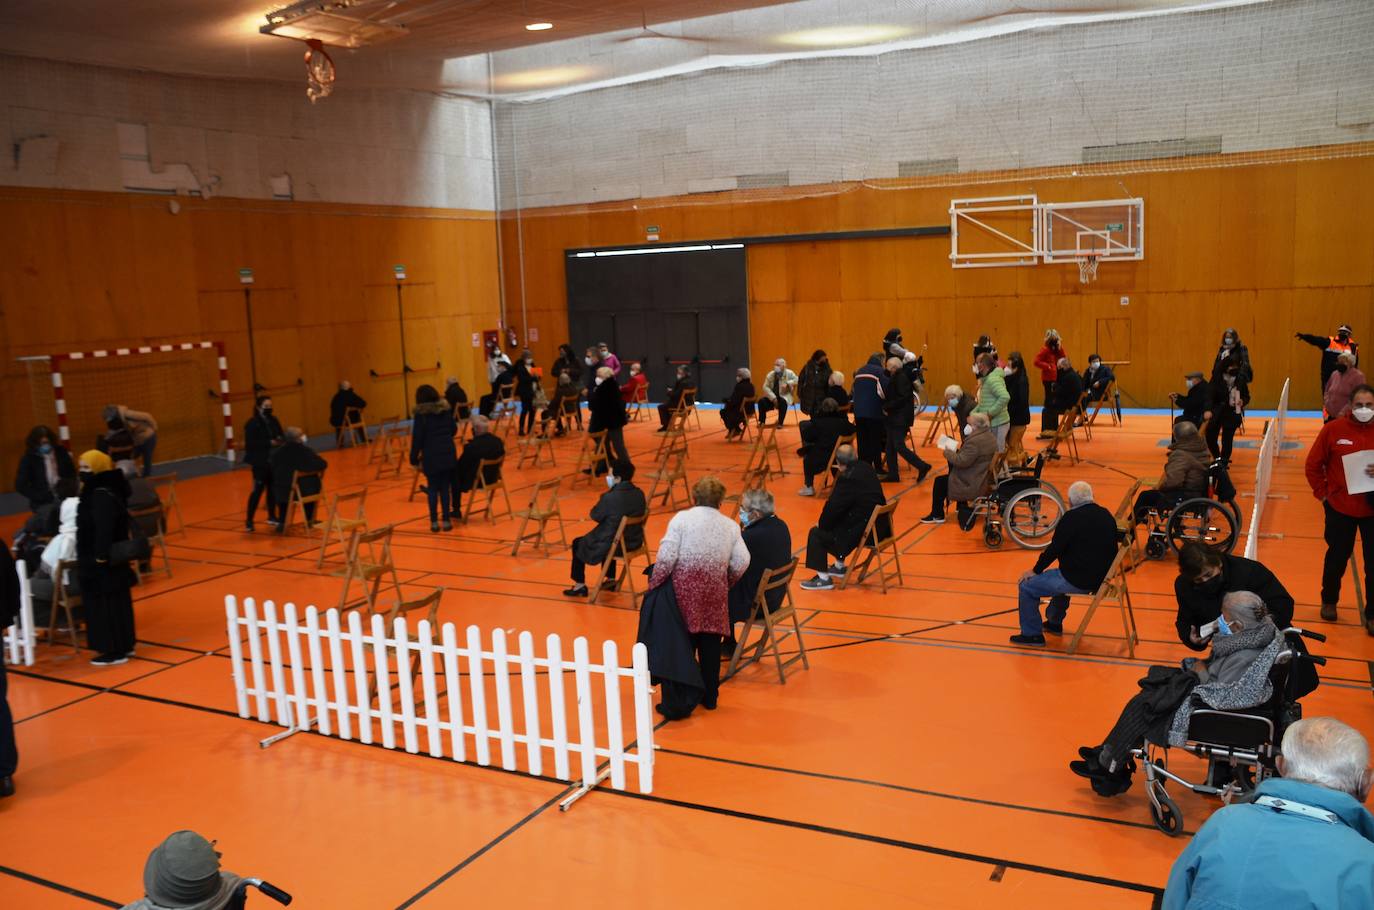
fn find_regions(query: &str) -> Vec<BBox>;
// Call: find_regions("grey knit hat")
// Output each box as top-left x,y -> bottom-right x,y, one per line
141,831 -> 242,910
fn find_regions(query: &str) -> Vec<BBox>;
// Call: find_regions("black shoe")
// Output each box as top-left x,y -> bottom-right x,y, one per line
430,522 -> 440,533
602,578 -> 620,592
0,776 -> 13,798
1321,603 -> 1337,621
441,520 -> 453,532
1077,745 -> 1104,766
916,464 -> 931,483
562,584 -> 588,598
1009,633 -> 1046,646
957,512 -> 978,532
90,653 -> 129,667
920,514 -> 946,524
245,522 -> 255,532
881,474 -> 901,483
701,697 -> 718,710
1043,621 -> 1063,635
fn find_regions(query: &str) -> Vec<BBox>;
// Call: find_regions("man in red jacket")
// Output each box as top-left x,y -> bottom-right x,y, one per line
1305,384 -> 1374,633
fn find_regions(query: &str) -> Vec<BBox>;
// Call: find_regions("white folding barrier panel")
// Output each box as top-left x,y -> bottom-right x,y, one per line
1243,378 -> 1290,561
224,596 -> 655,798
3,570 -> 36,667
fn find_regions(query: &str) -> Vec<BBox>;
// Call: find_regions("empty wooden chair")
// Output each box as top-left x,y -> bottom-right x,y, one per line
281,469 -> 326,536
490,383 -> 518,437
370,586 -> 445,703
336,407 -> 369,448
47,559 -> 82,654
726,558 -> 810,684
1066,545 -> 1139,658
128,503 -> 172,578
588,513 -> 652,608
572,430 -> 609,487
147,473 -> 184,536
316,489 -> 368,568
463,456 -> 512,523
371,422 -> 408,479
337,524 -> 404,613
839,500 -> 903,594
645,442 -> 691,511
921,401 -> 957,447
516,419 -> 557,468
367,416 -> 401,465
511,478 -> 567,556
733,395 -> 759,443
818,432 -> 857,498
682,387 -> 701,431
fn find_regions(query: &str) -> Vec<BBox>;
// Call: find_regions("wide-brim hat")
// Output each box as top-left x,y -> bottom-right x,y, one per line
142,832 -> 243,910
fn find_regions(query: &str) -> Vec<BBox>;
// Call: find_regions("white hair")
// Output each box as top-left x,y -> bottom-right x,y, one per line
738,368 -> 751,380
1221,590 -> 1268,626
469,415 -> 490,435
1339,351 -> 1357,367
741,487 -> 775,517
967,412 -> 990,428
1281,717 -> 1371,798
943,384 -> 964,399
1067,481 -> 1094,507
829,370 -> 845,385
1057,356 -> 1071,370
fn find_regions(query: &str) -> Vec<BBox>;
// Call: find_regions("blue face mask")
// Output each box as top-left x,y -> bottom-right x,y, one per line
1215,614 -> 1233,637
738,510 -> 751,528
38,443 -> 53,454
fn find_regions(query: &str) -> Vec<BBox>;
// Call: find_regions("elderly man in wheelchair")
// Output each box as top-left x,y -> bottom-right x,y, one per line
1070,591 -> 1324,834
1132,421 -> 1242,560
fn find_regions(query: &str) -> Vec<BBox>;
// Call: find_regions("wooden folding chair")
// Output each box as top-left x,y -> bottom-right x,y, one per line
921,401 -> 957,447
47,560 -> 82,654
588,513 -> 652,608
1042,399 -> 1084,465
516,418 -> 557,468
367,417 -> 401,465
463,456 -> 512,523
147,474 -> 184,536
1065,545 -> 1139,658
644,440 -> 690,511
337,524 -> 404,613
336,407 -> 369,448
370,586 -> 445,704
722,461 -> 771,520
511,478 -> 567,555
316,489 -> 368,568
726,558 -> 811,684
408,457 -> 425,503
682,388 -> 702,430
371,422 -> 408,479
655,406 -> 690,460
572,430 -> 609,487
281,469 -> 326,536
491,383 -> 518,437
839,500 -> 903,594
1111,479 -> 1150,572
818,432 -> 857,498
629,382 -> 650,421
1085,382 -> 1121,429
129,504 -> 172,577
733,395 -> 758,442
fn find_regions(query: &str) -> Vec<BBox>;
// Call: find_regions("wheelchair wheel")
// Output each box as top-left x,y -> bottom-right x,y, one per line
1166,498 -> 1239,554
984,525 -> 1003,548
1151,790 -> 1184,837
1145,536 -> 1167,560
1002,485 -> 1066,550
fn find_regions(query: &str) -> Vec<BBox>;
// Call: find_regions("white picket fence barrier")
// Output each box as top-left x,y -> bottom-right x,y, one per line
3,570 -> 36,667
1243,378 -> 1290,561
224,596 -> 655,797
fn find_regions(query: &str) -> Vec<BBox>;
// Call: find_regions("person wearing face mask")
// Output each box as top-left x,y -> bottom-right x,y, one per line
544,371 -> 579,436
242,397 -> 283,533
328,381 -> 368,441
1204,360 -> 1250,463
620,361 -> 649,408
758,358 -> 799,427
921,412 -> 997,530
725,488 -> 792,651
972,353 -> 1010,452
1082,354 -> 1115,403
1172,541 -> 1293,650
587,366 -> 630,468
1071,591 -> 1283,796
14,425 -> 76,512
1210,327 -> 1253,385
972,334 -> 997,365
479,357 -> 518,419
597,342 -> 622,377
551,342 -> 582,389
1298,323 -> 1359,403
943,384 -> 976,440
1003,352 -> 1032,466
796,398 -> 855,495
1169,371 -> 1208,426
1033,329 -> 1068,435
880,357 -> 932,483
582,347 -> 604,396
799,445 -> 886,590
797,350 -> 832,417
410,385 -> 459,532
512,349 -> 540,436
75,449 -> 138,666
882,328 -> 905,360
1041,356 -> 1084,443
1162,717 -> 1374,910
486,345 -> 511,384
852,354 -> 890,470
1323,352 -> 1366,422
563,460 -> 646,598
1306,384 -> 1374,631
721,368 -> 756,440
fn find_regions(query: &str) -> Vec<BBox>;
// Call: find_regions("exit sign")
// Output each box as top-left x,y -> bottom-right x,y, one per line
1105,222 -> 1124,232
393,264 -> 407,280
238,268 -> 254,285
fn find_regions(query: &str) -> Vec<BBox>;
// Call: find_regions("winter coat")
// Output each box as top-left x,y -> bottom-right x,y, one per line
1173,554 -> 1295,650
942,426 -> 997,502
1174,382 -> 1208,427
269,440 -> 327,503
552,354 -> 582,386
1158,435 -> 1210,497
620,372 -> 649,404
648,506 -> 750,636
444,381 -> 469,417
728,514 -> 793,625
409,402 -> 458,475
852,362 -> 887,420
973,368 -> 1010,427
1324,366 -> 1367,419
14,445 -> 76,509
663,377 -> 691,410
513,361 -> 536,397
456,433 -> 505,492
817,461 -> 888,557
242,412 -> 283,468
1207,374 -> 1250,428
882,368 -> 917,429
825,384 -> 850,409
1083,363 -> 1116,400
588,378 -> 626,432
721,379 -> 755,429
1306,411 -> 1374,519
1033,343 -> 1067,382
1210,343 -> 1253,384
799,413 -> 856,479
637,579 -> 703,693
1163,777 -> 1374,910
1168,623 -> 1282,746
762,368 -> 798,406
1051,368 -> 1084,412
573,481 -> 647,566
1031,501 -> 1118,592
75,469 -> 136,594
1005,368 -> 1031,427
797,360 -> 831,415
328,389 -> 367,428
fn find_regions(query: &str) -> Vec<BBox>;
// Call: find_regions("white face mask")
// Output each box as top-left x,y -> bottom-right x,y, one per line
1223,339 -> 1235,349
971,364 -> 980,376
963,423 -> 975,435
1185,378 -> 1196,389
595,376 -> 605,386
1089,362 -> 1101,370
1003,366 -> 1014,375
1354,406 -> 1374,424
584,356 -> 594,365
605,474 -> 617,488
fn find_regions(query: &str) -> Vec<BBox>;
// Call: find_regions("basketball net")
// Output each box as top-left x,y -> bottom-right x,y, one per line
1077,254 -> 1099,284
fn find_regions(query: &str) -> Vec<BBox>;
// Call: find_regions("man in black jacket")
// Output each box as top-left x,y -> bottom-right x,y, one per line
1297,324 -> 1358,401
727,488 -> 793,639
1012,481 -> 1118,645
243,396 -> 284,532
587,366 -> 629,467
455,415 -> 505,516
797,399 -> 855,495
1173,542 -> 1294,650
657,365 -> 691,430
1170,371 -> 1208,426
564,460 -> 647,597
480,361 -> 518,417
0,540 -> 18,798
881,355 -> 932,483
1040,356 -> 1084,438
269,427 -> 327,531
444,375 -> 470,419
799,446 -> 887,591
328,381 -> 367,434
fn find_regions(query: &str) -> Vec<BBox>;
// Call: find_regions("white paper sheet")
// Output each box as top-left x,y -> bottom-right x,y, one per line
936,434 -> 959,454
1342,449 -> 1374,495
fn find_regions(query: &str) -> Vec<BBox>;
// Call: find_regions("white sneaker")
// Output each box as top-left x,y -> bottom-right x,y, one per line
797,486 -> 814,496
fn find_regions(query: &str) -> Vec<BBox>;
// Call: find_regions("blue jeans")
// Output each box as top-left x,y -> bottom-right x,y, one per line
136,434 -> 157,476
1017,569 -> 1090,635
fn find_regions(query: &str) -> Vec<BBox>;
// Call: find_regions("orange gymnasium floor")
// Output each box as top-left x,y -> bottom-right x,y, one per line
2,408 -> 1370,909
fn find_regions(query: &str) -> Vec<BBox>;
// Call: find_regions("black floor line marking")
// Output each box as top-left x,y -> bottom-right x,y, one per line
0,864 -> 121,907
655,747 -> 1175,834
603,789 -> 1165,897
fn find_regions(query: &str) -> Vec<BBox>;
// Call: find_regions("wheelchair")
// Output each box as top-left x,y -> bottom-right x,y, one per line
972,453 -> 1066,549
1131,627 -> 1326,836
227,878 -> 293,908
1140,459 -> 1241,560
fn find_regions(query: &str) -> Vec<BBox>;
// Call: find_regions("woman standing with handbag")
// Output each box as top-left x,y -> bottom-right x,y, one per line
75,450 -> 138,666
409,385 -> 459,532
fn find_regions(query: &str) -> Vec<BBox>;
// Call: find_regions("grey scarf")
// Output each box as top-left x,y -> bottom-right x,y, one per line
1168,621 -> 1281,746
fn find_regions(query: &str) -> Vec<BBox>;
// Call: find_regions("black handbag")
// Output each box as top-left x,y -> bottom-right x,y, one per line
109,534 -> 151,567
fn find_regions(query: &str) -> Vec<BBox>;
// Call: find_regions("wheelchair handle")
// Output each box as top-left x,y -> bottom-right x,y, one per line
1300,629 -> 1327,643
1308,654 -> 1328,666
243,879 -> 293,905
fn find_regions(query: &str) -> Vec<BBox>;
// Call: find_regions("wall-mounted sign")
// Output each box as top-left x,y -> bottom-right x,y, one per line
238,268 -> 254,285
393,264 -> 407,281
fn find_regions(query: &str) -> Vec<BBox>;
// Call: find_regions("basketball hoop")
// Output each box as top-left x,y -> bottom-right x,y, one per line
1077,253 -> 1099,285
304,39 -> 336,103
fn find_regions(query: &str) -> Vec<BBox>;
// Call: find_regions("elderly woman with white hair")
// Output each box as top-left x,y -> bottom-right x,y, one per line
1072,590 -> 1285,797
1011,480 -> 1119,645
726,487 -> 793,646
721,367 -> 756,439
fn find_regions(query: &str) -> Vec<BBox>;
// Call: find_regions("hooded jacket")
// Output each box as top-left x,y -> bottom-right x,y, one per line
409,401 -> 458,474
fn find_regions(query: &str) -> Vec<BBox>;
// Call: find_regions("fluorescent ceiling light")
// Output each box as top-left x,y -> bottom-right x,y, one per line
525,22 -> 554,31
776,24 -> 915,48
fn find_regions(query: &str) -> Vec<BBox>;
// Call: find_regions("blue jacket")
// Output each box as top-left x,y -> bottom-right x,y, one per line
1163,778 -> 1374,909
851,363 -> 888,420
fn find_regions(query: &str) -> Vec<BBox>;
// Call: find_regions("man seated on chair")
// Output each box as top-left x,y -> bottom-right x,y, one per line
826,371 -> 850,409
479,359 -> 518,417
1131,421 -> 1210,526
1010,480 -> 1118,645
269,427 -> 327,532
1039,356 -> 1084,441
444,376 -> 470,420
116,460 -> 163,542
620,361 -> 649,407
657,365 -> 692,431
544,371 -> 579,436
757,358 -> 798,427
799,445 -> 886,591
563,459 -> 646,598
455,414 -> 505,516
726,488 -> 793,649
721,368 -> 755,440
1169,371 -> 1208,426
1070,591 -> 1283,797
1173,541 -> 1294,651
1082,354 -> 1115,403
1163,716 -> 1374,909
797,398 -> 855,496
328,381 -> 368,436
920,412 -> 996,530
